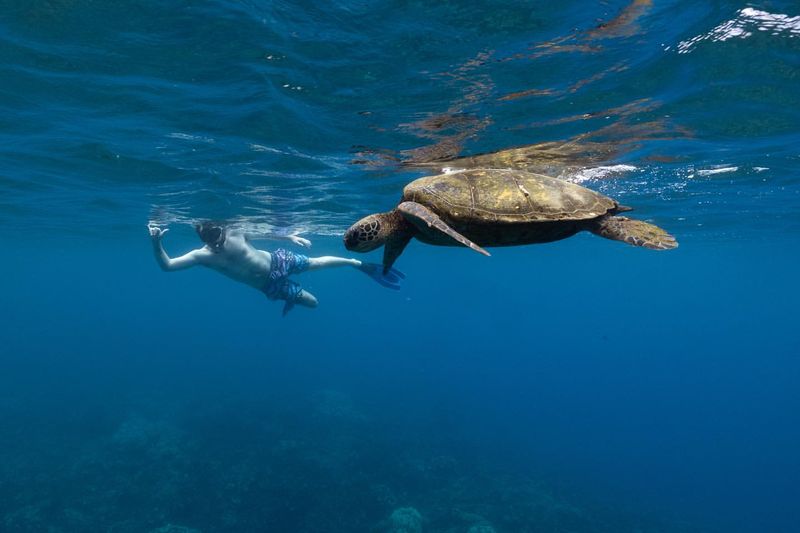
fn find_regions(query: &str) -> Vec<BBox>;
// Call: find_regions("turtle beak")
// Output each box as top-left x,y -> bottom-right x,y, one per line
343,228 -> 359,251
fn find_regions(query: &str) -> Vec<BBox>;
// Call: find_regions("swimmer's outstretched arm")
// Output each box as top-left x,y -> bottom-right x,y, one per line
148,224 -> 205,271
240,228 -> 312,248
285,234 -> 312,247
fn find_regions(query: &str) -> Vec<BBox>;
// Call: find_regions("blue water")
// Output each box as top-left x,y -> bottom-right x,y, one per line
1,1 -> 799,532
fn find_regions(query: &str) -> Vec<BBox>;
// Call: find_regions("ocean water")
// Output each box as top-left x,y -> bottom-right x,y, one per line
1,1 -> 799,532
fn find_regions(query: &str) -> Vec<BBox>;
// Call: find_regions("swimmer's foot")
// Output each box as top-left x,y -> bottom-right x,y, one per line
357,262 -> 405,290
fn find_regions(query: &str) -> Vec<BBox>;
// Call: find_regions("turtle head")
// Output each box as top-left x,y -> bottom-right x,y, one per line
344,212 -> 391,252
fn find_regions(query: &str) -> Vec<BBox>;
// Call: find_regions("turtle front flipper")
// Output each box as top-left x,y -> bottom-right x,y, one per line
589,215 -> 678,250
398,201 -> 490,257
383,232 -> 413,274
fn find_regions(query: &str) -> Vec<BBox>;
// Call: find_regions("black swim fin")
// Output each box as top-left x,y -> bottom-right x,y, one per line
357,262 -> 405,290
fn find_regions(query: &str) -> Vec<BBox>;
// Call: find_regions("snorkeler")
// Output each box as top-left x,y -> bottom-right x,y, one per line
148,222 -> 403,316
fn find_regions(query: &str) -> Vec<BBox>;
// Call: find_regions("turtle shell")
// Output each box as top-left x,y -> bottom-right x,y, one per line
401,168 -> 617,224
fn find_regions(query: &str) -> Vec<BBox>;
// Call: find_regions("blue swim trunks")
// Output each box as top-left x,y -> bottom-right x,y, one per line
262,248 -> 310,314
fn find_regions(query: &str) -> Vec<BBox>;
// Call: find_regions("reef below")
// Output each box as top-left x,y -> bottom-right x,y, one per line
0,388 -> 701,532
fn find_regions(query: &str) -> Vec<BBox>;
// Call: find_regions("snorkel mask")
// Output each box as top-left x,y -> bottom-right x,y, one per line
195,221 -> 226,250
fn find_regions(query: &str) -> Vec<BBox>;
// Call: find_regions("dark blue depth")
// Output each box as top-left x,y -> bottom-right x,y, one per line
1,1 -> 799,532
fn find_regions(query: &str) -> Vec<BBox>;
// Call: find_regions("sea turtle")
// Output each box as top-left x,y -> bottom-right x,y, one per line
344,168 -> 677,272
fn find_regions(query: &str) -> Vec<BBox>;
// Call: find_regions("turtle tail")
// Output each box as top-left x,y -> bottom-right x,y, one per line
589,215 -> 678,250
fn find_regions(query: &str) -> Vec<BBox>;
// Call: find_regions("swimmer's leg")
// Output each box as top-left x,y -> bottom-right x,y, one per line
295,290 -> 318,308
306,256 -> 359,271
281,288 -> 318,317
307,256 -> 404,290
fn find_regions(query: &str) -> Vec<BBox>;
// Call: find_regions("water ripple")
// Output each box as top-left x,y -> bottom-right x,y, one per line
675,7 -> 800,54
0,0 -> 798,242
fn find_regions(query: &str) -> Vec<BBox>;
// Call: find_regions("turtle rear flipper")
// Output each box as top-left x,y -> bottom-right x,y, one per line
398,201 -> 490,257
589,215 -> 678,250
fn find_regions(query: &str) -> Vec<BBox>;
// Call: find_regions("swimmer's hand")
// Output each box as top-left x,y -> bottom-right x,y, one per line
357,262 -> 405,290
289,234 -> 312,248
148,224 -> 169,241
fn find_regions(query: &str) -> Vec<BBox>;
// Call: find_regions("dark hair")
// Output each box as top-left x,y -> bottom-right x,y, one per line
195,221 -> 225,247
